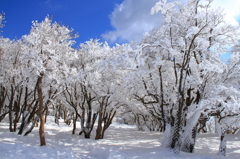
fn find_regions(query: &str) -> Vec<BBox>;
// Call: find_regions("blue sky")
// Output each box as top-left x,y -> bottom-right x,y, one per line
1,0 -> 240,46
0,0 -> 123,45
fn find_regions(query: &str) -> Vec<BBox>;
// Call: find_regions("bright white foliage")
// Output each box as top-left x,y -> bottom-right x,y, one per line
0,13 -> 4,29
20,16 -> 77,91
114,0 -> 240,152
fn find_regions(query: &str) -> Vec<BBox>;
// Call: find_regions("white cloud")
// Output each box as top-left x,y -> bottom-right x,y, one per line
102,0 -> 240,44
102,0 -> 164,43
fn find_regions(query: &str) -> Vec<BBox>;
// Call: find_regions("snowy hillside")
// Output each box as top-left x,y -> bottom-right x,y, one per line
0,116 -> 239,159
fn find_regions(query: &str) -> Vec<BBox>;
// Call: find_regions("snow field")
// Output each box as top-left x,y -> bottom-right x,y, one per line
0,116 -> 239,159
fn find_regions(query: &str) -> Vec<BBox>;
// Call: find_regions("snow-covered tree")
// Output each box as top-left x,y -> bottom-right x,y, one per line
0,12 -> 4,34
121,0 -> 240,154
64,39 -> 128,139
63,39 -> 107,138
94,44 -> 130,139
0,39 -> 27,132
20,16 -> 77,146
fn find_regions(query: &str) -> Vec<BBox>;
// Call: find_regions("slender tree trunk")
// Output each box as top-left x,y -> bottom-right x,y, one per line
72,120 -> 76,134
158,67 -> 166,131
0,85 -> 7,121
24,115 -> 39,136
9,85 -> 15,132
101,111 -> 116,139
95,110 -> 116,140
13,88 -> 23,132
72,113 -> 78,135
95,113 -> 103,140
84,106 -> 93,139
18,101 -> 38,135
13,101 -> 18,132
37,75 -> 46,146
18,111 -> 29,135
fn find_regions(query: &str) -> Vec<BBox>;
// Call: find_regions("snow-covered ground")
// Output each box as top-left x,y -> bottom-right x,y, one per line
0,116 -> 239,159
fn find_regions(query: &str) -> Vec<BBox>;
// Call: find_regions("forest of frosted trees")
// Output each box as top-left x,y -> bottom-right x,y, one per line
0,0 -> 240,156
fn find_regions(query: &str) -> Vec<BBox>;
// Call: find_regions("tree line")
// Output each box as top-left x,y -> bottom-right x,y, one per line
0,0 -> 240,156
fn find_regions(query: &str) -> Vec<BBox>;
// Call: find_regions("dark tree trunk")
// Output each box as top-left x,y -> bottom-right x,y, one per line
13,87 -> 23,132
0,85 -> 7,121
79,113 -> 97,139
95,113 -> 103,139
95,109 -> 116,140
9,85 -> 15,132
158,67 -> 166,132
72,120 -> 76,134
24,115 -> 39,136
37,75 -> 46,146
72,113 -> 78,135
84,132 -> 91,138
18,111 -> 29,135
18,101 -> 38,135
